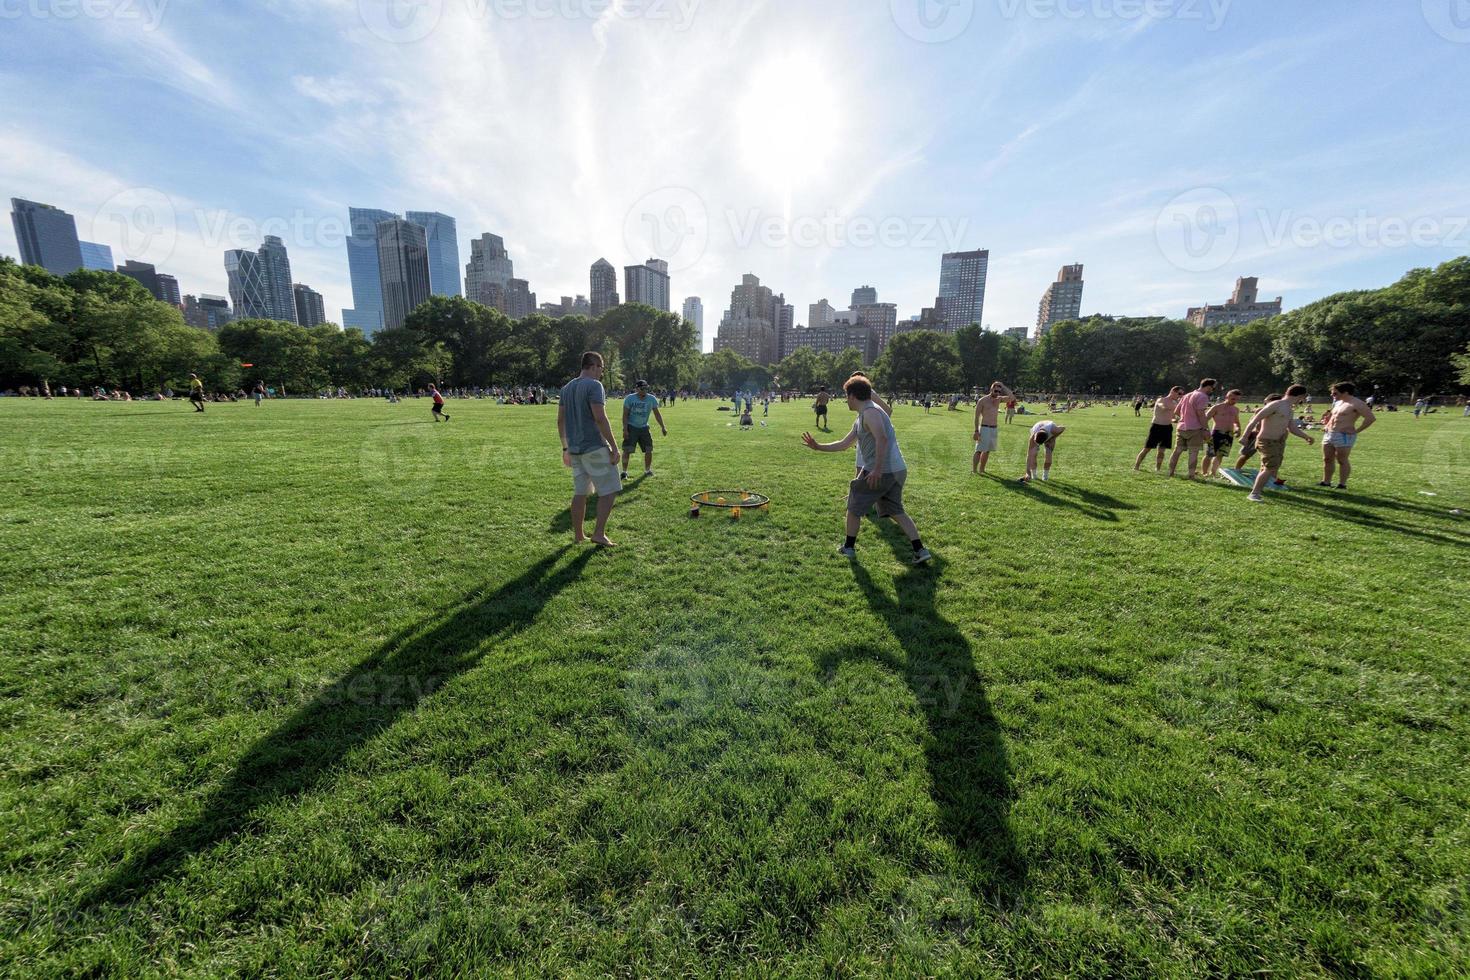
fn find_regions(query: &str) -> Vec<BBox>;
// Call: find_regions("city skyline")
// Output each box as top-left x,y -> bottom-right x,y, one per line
1,3 -> 1467,348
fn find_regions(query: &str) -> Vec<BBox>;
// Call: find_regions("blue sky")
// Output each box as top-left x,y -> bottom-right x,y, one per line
2,0 -> 1467,349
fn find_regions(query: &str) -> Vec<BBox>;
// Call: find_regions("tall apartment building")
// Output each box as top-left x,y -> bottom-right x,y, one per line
293,283 -> 327,327
117,260 -> 163,301
937,248 -> 989,331
183,294 -> 233,331
376,218 -> 431,331
851,285 -> 877,307
809,298 -> 836,329
404,211 -> 461,298
10,198 -> 83,275
506,278 -> 537,320
225,236 -> 296,322
342,207 -> 396,332
714,273 -> 779,365
854,302 -> 899,356
79,241 -> 114,271
682,296 -> 705,348
156,273 -> 181,307
590,258 -> 620,316
1186,277 -> 1283,328
464,233 -> 515,308
1036,264 -> 1085,336
624,257 -> 671,311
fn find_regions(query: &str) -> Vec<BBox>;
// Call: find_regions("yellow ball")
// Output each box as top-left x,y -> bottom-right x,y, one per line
731,507 -> 742,519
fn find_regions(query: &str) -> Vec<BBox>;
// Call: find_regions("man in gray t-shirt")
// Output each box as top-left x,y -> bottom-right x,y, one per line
557,351 -> 622,547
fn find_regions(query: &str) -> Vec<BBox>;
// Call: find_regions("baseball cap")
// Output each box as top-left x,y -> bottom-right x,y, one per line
635,380 -> 649,389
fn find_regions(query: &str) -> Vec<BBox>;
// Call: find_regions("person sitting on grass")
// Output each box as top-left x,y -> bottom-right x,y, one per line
740,406 -> 754,428
1242,385 -> 1314,504
1021,420 -> 1066,482
800,375 -> 932,566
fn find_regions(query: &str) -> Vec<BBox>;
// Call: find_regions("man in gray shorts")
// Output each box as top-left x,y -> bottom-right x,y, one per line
801,375 -> 932,566
557,351 -> 622,547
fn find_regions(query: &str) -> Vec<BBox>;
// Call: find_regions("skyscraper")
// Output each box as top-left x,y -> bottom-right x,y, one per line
376,218 -> 431,331
682,296 -> 704,347
405,211 -> 461,298
79,241 -> 114,271
342,207 -> 396,333
624,257 -> 671,311
464,233 -> 515,308
1186,277 -> 1283,328
294,283 -> 327,327
809,299 -> 836,329
117,260 -> 163,300
506,278 -> 537,320
937,248 -> 989,331
225,235 -> 296,322
183,294 -> 233,331
854,302 -> 899,356
714,273 -> 778,365
156,273 -> 181,307
10,198 -> 83,275
1036,264 -> 1085,336
590,258 -> 620,316
851,285 -> 877,307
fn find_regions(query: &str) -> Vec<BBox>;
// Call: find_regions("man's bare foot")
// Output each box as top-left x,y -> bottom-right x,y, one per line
590,535 -> 617,548
574,532 -> 586,544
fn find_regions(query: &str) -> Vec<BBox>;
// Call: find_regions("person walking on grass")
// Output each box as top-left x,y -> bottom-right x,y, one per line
1021,420 -> 1065,482
620,380 -> 667,480
1320,382 -> 1376,490
430,384 -> 450,422
801,375 -> 932,566
1243,385 -> 1314,503
253,380 -> 265,407
1135,386 -> 1183,471
1204,389 -> 1243,479
188,373 -> 206,413
972,381 -> 1015,475
558,352 -> 622,548
1005,395 -> 1017,425
1169,378 -> 1217,479
814,385 -> 831,431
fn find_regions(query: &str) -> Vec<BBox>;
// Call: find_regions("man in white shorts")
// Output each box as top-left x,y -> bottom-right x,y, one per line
1021,420 -> 1066,482
972,381 -> 1015,475
557,351 -> 622,547
1319,381 -> 1376,490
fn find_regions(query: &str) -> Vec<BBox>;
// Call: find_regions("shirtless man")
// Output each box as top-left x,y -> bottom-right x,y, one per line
1319,381 -> 1376,490
972,381 -> 1015,475
814,386 -> 831,432
1203,389 -> 1243,479
1134,387 -> 1184,472
1169,378 -> 1217,480
1243,385 -> 1314,503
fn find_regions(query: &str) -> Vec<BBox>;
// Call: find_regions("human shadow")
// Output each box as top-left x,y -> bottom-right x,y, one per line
1262,490 -> 1470,549
82,546 -> 594,907
818,547 -> 1026,904
546,475 -> 647,535
1007,479 -> 1125,522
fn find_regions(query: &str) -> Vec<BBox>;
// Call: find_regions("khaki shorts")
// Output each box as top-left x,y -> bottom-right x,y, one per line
975,426 -> 999,453
1257,436 -> 1287,471
1178,428 -> 1208,451
570,450 -> 622,497
848,469 -> 907,518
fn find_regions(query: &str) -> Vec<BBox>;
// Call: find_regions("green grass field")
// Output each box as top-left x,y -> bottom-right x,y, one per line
2,396 -> 1468,977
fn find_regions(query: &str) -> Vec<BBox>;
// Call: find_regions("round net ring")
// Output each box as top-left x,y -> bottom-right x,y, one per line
690,490 -> 770,512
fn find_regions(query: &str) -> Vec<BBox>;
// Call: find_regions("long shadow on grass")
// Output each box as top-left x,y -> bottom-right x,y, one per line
1006,478 -> 1130,522
819,538 -> 1026,904
1209,484 -> 1470,548
82,546 -> 594,908
547,476 -> 647,535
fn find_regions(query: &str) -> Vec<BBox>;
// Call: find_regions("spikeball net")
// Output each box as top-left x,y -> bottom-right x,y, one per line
690,490 -> 770,518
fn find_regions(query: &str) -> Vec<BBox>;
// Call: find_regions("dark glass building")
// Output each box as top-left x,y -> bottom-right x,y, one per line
10,198 -> 83,275
376,218 -> 431,331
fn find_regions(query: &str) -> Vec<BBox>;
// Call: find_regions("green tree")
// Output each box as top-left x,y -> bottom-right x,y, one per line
217,318 -> 322,393
776,346 -> 821,392
873,332 -> 960,395
955,325 -> 1001,391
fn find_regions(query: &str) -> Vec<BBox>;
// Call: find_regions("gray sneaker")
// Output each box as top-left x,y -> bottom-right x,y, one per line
913,548 -> 933,566
837,545 -> 857,559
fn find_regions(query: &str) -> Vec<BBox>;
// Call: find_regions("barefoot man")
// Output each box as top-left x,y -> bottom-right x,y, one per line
1021,420 -> 1066,482
1204,389 -> 1243,479
557,352 -> 622,547
1319,382 -> 1376,490
972,381 -> 1015,475
1243,385 -> 1313,503
1169,378 -> 1217,479
1135,387 -> 1183,472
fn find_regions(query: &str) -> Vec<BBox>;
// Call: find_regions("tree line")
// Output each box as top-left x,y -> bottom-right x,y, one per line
2,255 -> 1467,397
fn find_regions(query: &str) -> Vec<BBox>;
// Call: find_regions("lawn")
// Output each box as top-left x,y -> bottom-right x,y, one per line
1,396 -> 1467,977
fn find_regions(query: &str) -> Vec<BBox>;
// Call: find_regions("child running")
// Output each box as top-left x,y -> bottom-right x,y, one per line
430,384 -> 450,422
801,376 -> 932,566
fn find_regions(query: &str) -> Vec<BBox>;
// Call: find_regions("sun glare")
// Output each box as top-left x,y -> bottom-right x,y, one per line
736,54 -> 843,188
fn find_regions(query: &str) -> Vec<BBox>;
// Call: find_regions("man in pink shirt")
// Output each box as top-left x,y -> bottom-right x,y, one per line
1168,378 -> 1217,480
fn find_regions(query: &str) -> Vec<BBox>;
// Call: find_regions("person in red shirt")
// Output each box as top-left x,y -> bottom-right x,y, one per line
1203,388 -> 1243,478
1168,378 -> 1216,479
430,384 -> 450,422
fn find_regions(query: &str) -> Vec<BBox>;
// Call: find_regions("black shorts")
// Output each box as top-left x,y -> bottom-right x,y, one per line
1145,423 -> 1173,450
1208,431 -> 1234,458
815,404 -> 828,418
623,426 -> 654,453
432,403 -> 446,414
